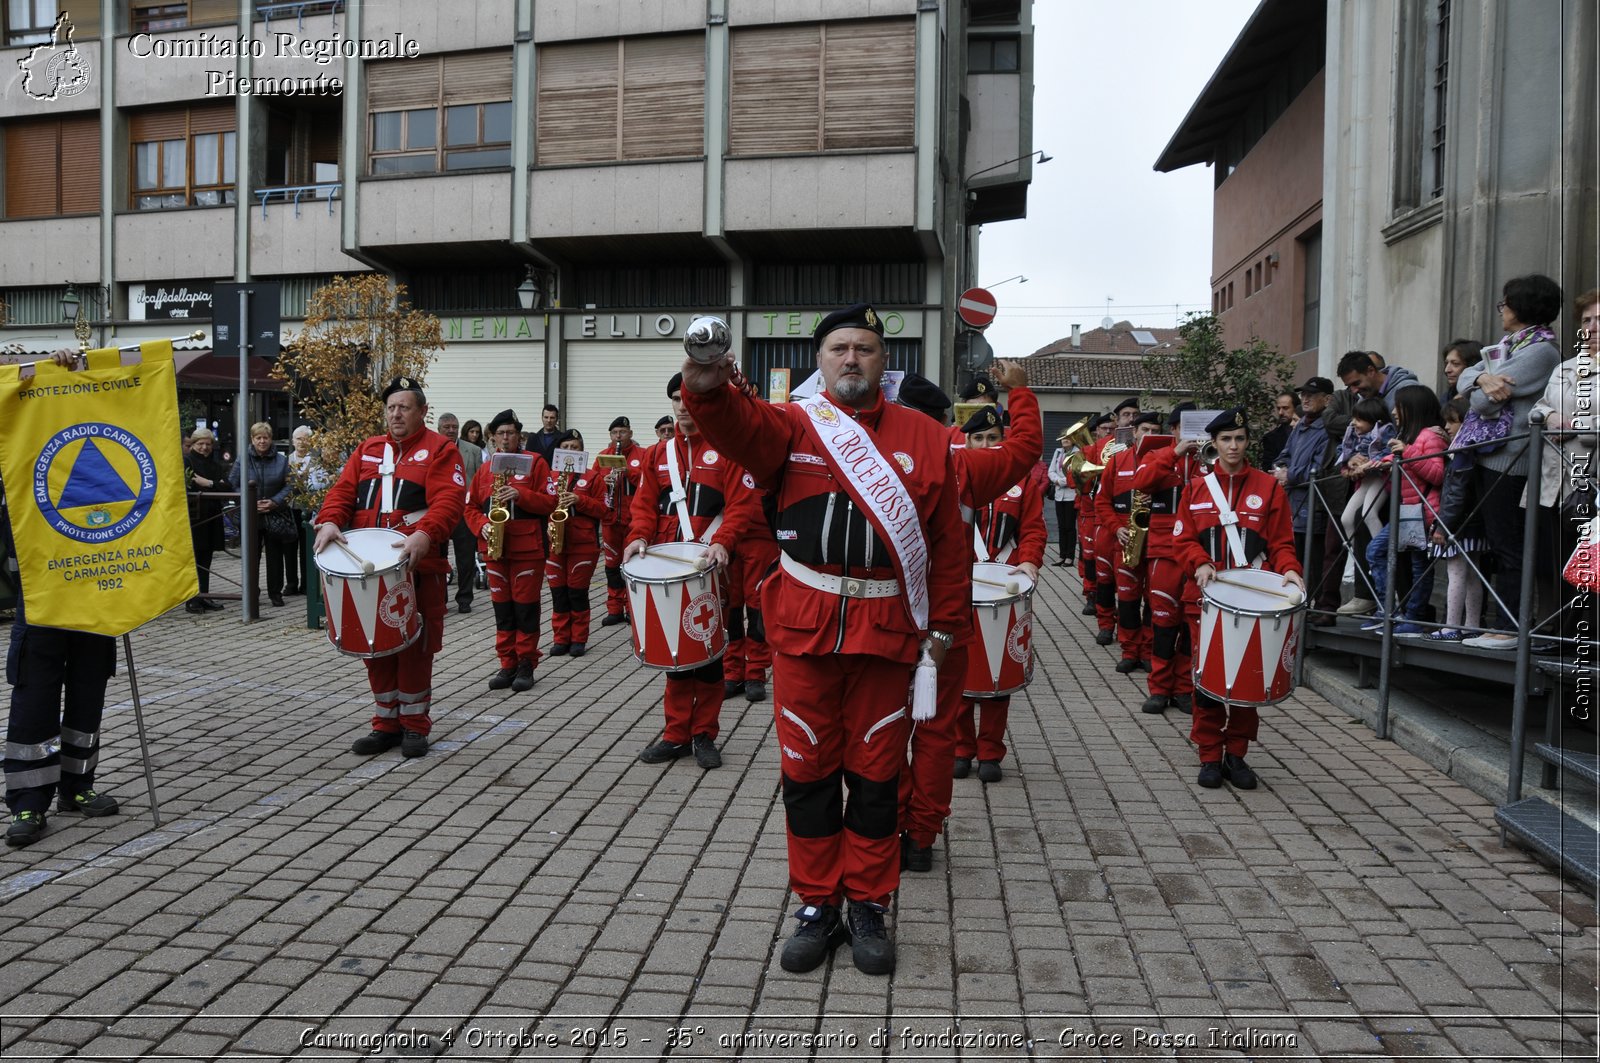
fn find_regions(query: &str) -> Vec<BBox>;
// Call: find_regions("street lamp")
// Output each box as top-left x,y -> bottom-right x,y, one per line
982,275 -> 1028,289
515,266 -> 540,311
60,284 -> 92,351
966,149 -> 1051,185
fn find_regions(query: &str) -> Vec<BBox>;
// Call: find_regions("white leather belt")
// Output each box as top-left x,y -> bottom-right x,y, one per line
780,553 -> 899,599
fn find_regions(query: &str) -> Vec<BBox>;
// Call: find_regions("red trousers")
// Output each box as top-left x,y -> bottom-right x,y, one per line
1077,509 -> 1098,597
1114,551 -> 1152,663
956,696 -> 1009,763
601,520 -> 628,618
545,545 -> 599,647
898,643 -> 966,848
486,556 -> 542,669
367,571 -> 445,736
1093,524 -> 1118,632
1185,598 -> 1258,761
1147,556 -> 1193,697
662,661 -> 724,744
723,542 -> 777,683
774,650 -> 912,908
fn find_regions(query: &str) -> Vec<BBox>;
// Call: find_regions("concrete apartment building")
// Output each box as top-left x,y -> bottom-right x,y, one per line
0,0 -> 1037,446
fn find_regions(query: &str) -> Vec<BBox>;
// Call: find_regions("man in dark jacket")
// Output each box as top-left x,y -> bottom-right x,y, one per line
1273,377 -> 1338,618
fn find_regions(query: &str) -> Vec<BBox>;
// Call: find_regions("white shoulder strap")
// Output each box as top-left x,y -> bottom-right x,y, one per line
663,438 -> 695,542
1202,472 -> 1249,567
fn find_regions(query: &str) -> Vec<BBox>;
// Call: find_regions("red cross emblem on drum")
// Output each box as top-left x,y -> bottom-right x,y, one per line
683,591 -> 720,644
379,582 -> 416,630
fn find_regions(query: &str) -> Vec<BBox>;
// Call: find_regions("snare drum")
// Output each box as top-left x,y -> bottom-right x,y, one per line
621,542 -> 725,672
1194,568 -> 1306,706
964,562 -> 1036,699
315,528 -> 422,659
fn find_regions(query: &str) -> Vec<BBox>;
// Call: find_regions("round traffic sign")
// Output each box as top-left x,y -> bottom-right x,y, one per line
957,287 -> 998,328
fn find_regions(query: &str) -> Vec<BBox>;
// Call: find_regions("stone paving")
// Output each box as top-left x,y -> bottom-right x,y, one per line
0,562 -> 1595,1061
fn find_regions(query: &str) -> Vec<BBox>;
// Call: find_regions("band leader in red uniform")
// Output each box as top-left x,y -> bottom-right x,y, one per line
1172,408 -> 1305,790
314,377 -> 466,758
679,304 -> 968,978
622,373 -> 758,771
547,429 -> 607,657
1129,402 -> 1199,715
598,417 -> 645,627
462,410 -> 558,692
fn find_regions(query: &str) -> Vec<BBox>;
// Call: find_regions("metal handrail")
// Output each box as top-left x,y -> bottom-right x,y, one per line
255,0 -> 343,32
255,183 -> 341,220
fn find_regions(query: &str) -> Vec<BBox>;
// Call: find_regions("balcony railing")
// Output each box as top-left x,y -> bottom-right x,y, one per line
254,0 -> 343,32
254,183 -> 341,220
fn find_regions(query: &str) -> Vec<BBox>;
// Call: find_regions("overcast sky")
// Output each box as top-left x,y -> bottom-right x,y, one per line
975,0 -> 1260,359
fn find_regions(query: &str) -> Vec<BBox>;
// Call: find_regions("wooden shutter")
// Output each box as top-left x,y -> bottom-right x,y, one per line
188,103 -> 236,135
368,58 -> 442,110
59,114 -> 100,214
620,35 -> 704,161
188,0 -> 236,24
442,50 -> 513,105
128,109 -> 188,142
5,122 -> 58,218
536,41 -> 620,165
730,26 -> 821,155
823,20 -> 915,150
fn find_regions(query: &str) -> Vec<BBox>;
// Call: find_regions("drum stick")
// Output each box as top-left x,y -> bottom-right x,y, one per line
643,547 -> 710,572
1211,573 -> 1303,604
974,576 -> 1021,595
324,539 -> 375,576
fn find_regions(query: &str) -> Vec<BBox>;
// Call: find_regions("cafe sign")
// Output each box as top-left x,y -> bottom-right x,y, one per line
128,282 -> 214,321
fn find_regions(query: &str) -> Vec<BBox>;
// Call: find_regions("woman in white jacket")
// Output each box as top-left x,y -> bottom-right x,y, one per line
1047,431 -> 1078,566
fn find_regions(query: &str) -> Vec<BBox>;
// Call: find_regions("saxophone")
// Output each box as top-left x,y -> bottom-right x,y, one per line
486,467 -> 511,561
548,471 -> 573,556
1123,491 -> 1152,566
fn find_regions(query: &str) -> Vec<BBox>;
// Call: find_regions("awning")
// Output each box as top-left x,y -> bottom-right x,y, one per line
173,351 -> 284,391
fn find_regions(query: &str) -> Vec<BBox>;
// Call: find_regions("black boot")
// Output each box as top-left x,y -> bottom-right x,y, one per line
1140,694 -> 1170,714
845,901 -> 895,975
511,660 -> 536,692
779,904 -> 845,973
487,666 -> 516,691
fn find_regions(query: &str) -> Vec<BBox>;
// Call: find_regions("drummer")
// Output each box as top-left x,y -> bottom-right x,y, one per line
462,410 -> 557,692
954,405 -> 1047,784
314,377 -> 466,758
621,373 -> 758,771
1172,407 -> 1305,790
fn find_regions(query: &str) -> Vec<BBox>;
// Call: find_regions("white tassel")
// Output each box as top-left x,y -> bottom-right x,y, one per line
911,644 -> 938,722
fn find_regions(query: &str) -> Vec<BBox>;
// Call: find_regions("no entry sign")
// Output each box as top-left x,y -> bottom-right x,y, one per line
957,287 -> 998,328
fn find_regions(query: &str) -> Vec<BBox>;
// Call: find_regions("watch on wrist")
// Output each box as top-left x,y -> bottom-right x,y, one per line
927,630 -> 954,648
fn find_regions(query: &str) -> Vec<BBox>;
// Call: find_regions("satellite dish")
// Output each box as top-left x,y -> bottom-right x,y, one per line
1101,316 -> 1114,329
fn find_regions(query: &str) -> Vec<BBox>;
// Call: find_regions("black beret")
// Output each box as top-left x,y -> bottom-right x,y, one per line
1167,400 -> 1197,428
667,372 -> 683,397
1133,411 -> 1163,427
897,373 -> 951,420
654,415 -> 673,429
1205,407 -> 1248,436
960,405 -> 1003,435
959,376 -> 995,401
486,409 -> 521,435
381,376 -> 425,404
813,303 -> 885,348
1113,397 -> 1140,414
555,429 -> 582,446
609,416 -> 631,430
1091,413 -> 1114,429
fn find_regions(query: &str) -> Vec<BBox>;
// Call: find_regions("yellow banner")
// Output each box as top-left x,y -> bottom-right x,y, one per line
0,341 -> 198,635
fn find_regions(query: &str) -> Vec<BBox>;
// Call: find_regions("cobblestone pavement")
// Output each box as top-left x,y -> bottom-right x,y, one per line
1,564 -> 1595,1061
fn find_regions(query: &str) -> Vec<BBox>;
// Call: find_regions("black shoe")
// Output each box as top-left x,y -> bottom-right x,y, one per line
269,593 -> 285,607
569,643 -> 587,658
401,731 -> 428,758
1054,559 -> 1070,567
352,730 -> 402,756
1139,659 -> 1152,672
952,757 -> 971,779
1081,601 -> 1097,616
845,901 -> 895,975
600,612 -> 628,627
744,680 -> 767,703
57,789 -> 118,817
549,643 -> 571,657
457,600 -> 472,615
1171,693 -> 1193,715
977,760 -> 1003,783
6,811 -> 46,847
1197,761 -> 1223,788
692,733 -> 722,769
487,666 -> 516,691
283,584 -> 303,597
901,834 -> 933,873
1222,753 -> 1257,790
511,661 -> 536,692
185,599 -> 206,614
639,738 -> 692,764
201,598 -> 224,612
1140,694 -> 1171,714
779,904 -> 845,973
1115,658 -> 1141,674
724,679 -> 743,698
1095,628 -> 1116,646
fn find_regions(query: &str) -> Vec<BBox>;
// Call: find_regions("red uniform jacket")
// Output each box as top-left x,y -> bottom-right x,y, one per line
316,428 -> 465,575
461,453 -> 558,561
954,388 -> 1042,515
1173,464 -> 1301,578
1130,444 -> 1206,560
974,473 -> 1047,567
598,440 -> 646,527
1094,443 -> 1142,533
1075,434 -> 1113,520
683,384 -> 969,663
560,463 -> 609,553
626,431 -> 755,552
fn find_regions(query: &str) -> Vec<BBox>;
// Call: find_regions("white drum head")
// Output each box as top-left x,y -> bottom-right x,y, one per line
317,528 -> 407,577
1202,568 -> 1300,617
972,561 -> 1034,605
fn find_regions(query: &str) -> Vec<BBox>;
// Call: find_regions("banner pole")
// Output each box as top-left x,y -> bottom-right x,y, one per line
237,288 -> 255,623
119,633 -> 162,827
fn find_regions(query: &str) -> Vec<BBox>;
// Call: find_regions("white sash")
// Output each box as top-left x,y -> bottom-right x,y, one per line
664,437 -> 722,545
972,518 -> 990,564
1202,471 -> 1251,568
796,395 -> 930,631
379,443 -> 395,516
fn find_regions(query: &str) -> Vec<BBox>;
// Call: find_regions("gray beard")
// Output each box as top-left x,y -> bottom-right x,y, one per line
833,375 -> 871,403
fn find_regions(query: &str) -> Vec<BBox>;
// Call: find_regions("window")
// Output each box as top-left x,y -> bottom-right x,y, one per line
969,36 -> 1021,73
5,0 -> 53,44
128,106 -> 236,210
4,115 -> 99,218
536,35 -> 704,167
129,0 -> 236,32
367,51 -> 512,175
1300,228 -> 1322,350
730,20 -> 915,156
264,103 -> 341,187
1391,0 -> 1450,214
